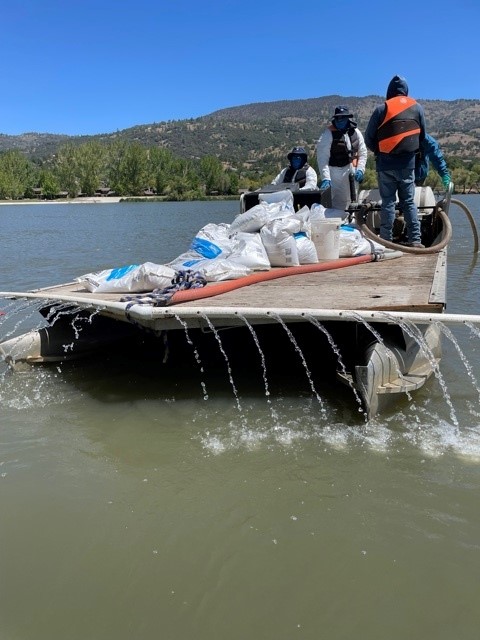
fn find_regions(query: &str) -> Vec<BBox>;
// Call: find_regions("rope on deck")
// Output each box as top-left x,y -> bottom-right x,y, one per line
120,270 -> 207,311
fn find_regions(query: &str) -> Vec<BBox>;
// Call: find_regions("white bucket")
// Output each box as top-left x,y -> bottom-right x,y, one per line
311,218 -> 342,260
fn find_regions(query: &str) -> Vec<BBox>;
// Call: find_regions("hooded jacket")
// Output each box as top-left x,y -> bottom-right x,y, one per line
365,75 -> 426,171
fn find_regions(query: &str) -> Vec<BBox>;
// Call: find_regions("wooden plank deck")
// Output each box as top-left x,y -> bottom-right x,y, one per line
30,251 -> 446,315
175,253 -> 445,313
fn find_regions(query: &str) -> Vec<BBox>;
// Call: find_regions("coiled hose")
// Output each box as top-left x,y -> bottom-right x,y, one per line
359,203 -> 452,255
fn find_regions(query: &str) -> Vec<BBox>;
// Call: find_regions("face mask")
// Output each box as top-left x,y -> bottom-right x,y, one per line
335,117 -> 349,131
290,155 -> 304,170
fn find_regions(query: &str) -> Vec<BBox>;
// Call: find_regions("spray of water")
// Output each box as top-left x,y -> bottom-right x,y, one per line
270,313 -> 327,420
436,321 -> 480,408
173,314 -> 208,400
307,316 -> 367,419
199,313 -> 243,415
384,315 -> 458,428
236,313 -> 284,429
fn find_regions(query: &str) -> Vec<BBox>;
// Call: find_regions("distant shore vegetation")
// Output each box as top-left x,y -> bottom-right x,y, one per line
0,141 -> 479,202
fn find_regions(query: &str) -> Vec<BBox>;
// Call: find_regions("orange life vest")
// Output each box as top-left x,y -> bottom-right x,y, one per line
377,96 -> 421,154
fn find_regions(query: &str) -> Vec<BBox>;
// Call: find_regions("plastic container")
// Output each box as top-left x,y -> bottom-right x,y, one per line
311,218 -> 342,260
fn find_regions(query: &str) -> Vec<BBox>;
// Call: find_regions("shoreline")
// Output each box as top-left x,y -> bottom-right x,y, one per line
0,196 -> 123,205
0,192 -> 474,207
0,195 -> 241,206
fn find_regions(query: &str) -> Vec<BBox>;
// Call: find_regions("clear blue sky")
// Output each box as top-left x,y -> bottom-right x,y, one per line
1,0 -> 478,136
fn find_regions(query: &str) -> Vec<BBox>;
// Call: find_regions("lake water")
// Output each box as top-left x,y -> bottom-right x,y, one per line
1,197 -> 480,640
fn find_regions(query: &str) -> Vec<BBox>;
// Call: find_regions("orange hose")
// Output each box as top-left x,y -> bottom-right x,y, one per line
169,254 -> 374,305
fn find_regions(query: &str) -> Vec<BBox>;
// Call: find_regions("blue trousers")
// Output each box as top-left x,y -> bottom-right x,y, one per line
377,168 -> 421,244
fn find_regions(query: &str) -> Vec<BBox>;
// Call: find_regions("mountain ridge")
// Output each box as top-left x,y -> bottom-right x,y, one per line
1,95 -> 479,169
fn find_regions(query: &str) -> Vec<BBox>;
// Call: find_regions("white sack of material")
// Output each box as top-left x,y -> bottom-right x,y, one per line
271,208 -> 317,265
260,218 -> 300,267
288,208 -> 318,264
339,225 -> 384,257
229,232 -> 271,270
192,258 -> 252,281
296,204 -> 311,220
267,214 -> 304,235
229,199 -> 293,234
166,250 -> 205,271
190,222 -> 233,259
294,232 -> 318,264
310,203 -> 326,221
168,223 -> 234,271
77,262 -> 176,293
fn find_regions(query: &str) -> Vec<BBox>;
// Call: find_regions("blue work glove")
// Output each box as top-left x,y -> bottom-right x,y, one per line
442,174 -> 451,189
320,179 -> 331,190
355,169 -> 364,183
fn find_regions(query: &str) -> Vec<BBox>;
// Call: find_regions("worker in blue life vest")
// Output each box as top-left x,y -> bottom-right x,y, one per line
316,105 -> 367,210
415,133 -> 451,188
365,75 -> 427,247
271,146 -> 318,190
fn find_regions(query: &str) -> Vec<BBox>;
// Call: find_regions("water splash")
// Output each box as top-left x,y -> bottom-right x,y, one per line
0,365 -> 71,410
196,397 -> 480,462
198,399 -> 316,454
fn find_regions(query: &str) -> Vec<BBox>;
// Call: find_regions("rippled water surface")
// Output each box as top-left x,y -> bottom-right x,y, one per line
1,197 -> 480,640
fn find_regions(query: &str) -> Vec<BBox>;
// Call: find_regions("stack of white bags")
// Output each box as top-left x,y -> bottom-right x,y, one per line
76,190 -> 383,293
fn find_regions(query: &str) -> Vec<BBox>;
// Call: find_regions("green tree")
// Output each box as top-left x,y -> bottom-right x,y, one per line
76,141 -> 107,196
163,157 -> 202,200
199,156 -> 224,194
38,170 -> 59,199
226,170 -> 239,195
451,166 -> 471,193
0,150 -> 37,199
147,147 -> 175,195
107,141 -> 148,196
55,144 -> 79,197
